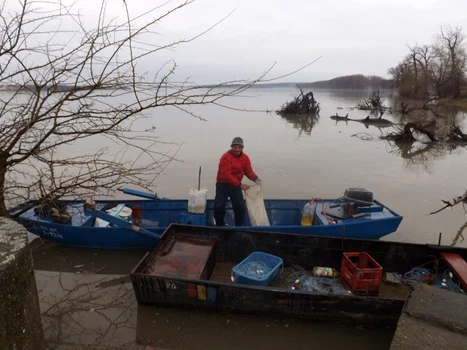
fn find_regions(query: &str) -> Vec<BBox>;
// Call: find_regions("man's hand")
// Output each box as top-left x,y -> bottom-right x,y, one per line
255,178 -> 262,184
240,184 -> 249,191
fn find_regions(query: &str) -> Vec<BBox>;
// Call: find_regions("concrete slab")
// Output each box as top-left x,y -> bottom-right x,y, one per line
403,284 -> 467,333
0,218 -> 44,349
391,314 -> 467,349
390,284 -> 467,350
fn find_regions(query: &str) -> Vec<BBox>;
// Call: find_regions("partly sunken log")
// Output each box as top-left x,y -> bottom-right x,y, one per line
330,113 -> 394,126
448,125 -> 467,142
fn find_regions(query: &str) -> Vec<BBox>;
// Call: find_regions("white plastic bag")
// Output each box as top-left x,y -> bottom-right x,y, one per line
244,183 -> 270,226
188,188 -> 208,214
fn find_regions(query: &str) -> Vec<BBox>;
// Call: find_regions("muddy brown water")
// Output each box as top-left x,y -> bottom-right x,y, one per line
31,87 -> 467,348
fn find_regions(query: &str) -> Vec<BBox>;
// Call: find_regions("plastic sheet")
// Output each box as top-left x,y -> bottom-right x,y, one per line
244,183 -> 270,226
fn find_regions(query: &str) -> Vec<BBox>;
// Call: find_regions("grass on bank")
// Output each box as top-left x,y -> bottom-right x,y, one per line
441,89 -> 467,109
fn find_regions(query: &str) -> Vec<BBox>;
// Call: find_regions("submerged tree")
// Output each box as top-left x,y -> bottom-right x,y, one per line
277,86 -> 320,115
0,0 -> 289,216
356,89 -> 387,111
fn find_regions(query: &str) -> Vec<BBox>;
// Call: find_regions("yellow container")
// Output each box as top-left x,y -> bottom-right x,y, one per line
301,202 -> 316,226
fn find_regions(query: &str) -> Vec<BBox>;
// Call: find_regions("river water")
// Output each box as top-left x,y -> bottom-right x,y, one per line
31,87 -> 467,348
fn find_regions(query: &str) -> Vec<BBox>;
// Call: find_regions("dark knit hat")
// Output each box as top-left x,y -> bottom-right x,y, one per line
231,137 -> 244,147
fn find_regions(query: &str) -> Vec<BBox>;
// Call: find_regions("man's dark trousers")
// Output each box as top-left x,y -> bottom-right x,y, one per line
214,182 -> 245,226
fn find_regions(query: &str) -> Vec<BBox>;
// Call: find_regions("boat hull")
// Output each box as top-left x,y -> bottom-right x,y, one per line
129,224 -> 467,326
14,198 -> 402,249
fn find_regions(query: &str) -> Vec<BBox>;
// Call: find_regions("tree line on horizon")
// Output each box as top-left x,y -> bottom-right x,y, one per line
301,74 -> 392,90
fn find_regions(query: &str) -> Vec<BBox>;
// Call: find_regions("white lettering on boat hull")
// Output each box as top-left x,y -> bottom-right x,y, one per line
39,226 -> 64,240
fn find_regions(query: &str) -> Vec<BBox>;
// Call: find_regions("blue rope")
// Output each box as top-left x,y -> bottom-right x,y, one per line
401,267 -> 433,284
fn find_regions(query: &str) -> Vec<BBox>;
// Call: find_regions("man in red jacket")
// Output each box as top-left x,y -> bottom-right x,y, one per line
214,137 -> 261,226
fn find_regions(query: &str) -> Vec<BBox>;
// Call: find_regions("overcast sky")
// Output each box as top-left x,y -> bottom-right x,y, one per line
49,0 -> 467,84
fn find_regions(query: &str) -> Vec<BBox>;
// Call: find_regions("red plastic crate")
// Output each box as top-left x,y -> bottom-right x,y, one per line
340,252 -> 382,296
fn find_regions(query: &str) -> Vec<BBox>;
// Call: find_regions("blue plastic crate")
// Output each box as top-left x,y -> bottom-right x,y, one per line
231,252 -> 283,286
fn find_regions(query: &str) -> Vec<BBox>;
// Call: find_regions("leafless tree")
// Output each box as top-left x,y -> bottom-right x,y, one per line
431,26 -> 467,98
389,26 -> 467,100
0,0 -> 307,217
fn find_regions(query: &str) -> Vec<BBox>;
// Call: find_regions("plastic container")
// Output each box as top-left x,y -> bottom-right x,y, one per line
312,266 -> 337,278
301,202 -> 316,226
231,252 -> 283,286
188,188 -> 207,214
117,206 -> 133,222
340,252 -> 382,295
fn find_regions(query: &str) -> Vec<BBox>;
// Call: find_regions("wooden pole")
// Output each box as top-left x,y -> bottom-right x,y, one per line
198,166 -> 201,191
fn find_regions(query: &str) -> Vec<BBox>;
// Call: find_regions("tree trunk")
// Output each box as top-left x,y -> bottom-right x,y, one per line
0,161 -> 8,217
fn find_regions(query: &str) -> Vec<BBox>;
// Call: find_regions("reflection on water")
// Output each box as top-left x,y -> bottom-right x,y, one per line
36,271 -> 137,349
32,241 -> 394,349
387,141 -> 445,175
452,222 -> 467,247
387,141 -> 467,175
136,305 -> 393,350
278,112 -> 320,136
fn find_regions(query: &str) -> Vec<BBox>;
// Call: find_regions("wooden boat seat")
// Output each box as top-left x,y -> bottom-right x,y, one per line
440,252 -> 467,290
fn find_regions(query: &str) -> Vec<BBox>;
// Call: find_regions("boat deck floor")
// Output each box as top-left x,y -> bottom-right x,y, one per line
209,262 -> 410,300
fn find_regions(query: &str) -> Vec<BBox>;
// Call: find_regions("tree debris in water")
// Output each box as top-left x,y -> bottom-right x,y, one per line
381,121 -> 437,142
277,86 -> 320,115
425,190 -> 467,216
356,89 -> 387,111
351,132 -> 374,141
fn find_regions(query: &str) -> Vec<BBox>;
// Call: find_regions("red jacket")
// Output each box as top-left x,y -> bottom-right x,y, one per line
216,150 -> 258,187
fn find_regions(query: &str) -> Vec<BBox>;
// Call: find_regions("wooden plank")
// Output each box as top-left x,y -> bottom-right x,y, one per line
441,252 -> 467,290
90,207 -> 161,240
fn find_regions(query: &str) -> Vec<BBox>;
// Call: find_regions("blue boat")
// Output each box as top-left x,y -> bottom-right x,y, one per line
12,187 -> 402,249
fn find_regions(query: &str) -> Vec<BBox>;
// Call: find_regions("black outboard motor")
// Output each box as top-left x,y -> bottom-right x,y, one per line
342,188 -> 374,215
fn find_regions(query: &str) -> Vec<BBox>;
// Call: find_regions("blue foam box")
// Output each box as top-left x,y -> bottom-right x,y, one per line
180,212 -> 207,226
231,251 -> 283,286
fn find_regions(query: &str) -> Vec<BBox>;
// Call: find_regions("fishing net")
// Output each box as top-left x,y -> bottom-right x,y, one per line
244,183 -> 270,226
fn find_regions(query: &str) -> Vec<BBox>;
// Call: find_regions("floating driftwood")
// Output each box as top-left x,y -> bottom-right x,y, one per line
425,190 -> 467,216
277,86 -> 320,115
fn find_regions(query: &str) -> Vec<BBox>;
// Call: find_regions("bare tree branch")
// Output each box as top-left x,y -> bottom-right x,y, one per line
1,0 -> 319,216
